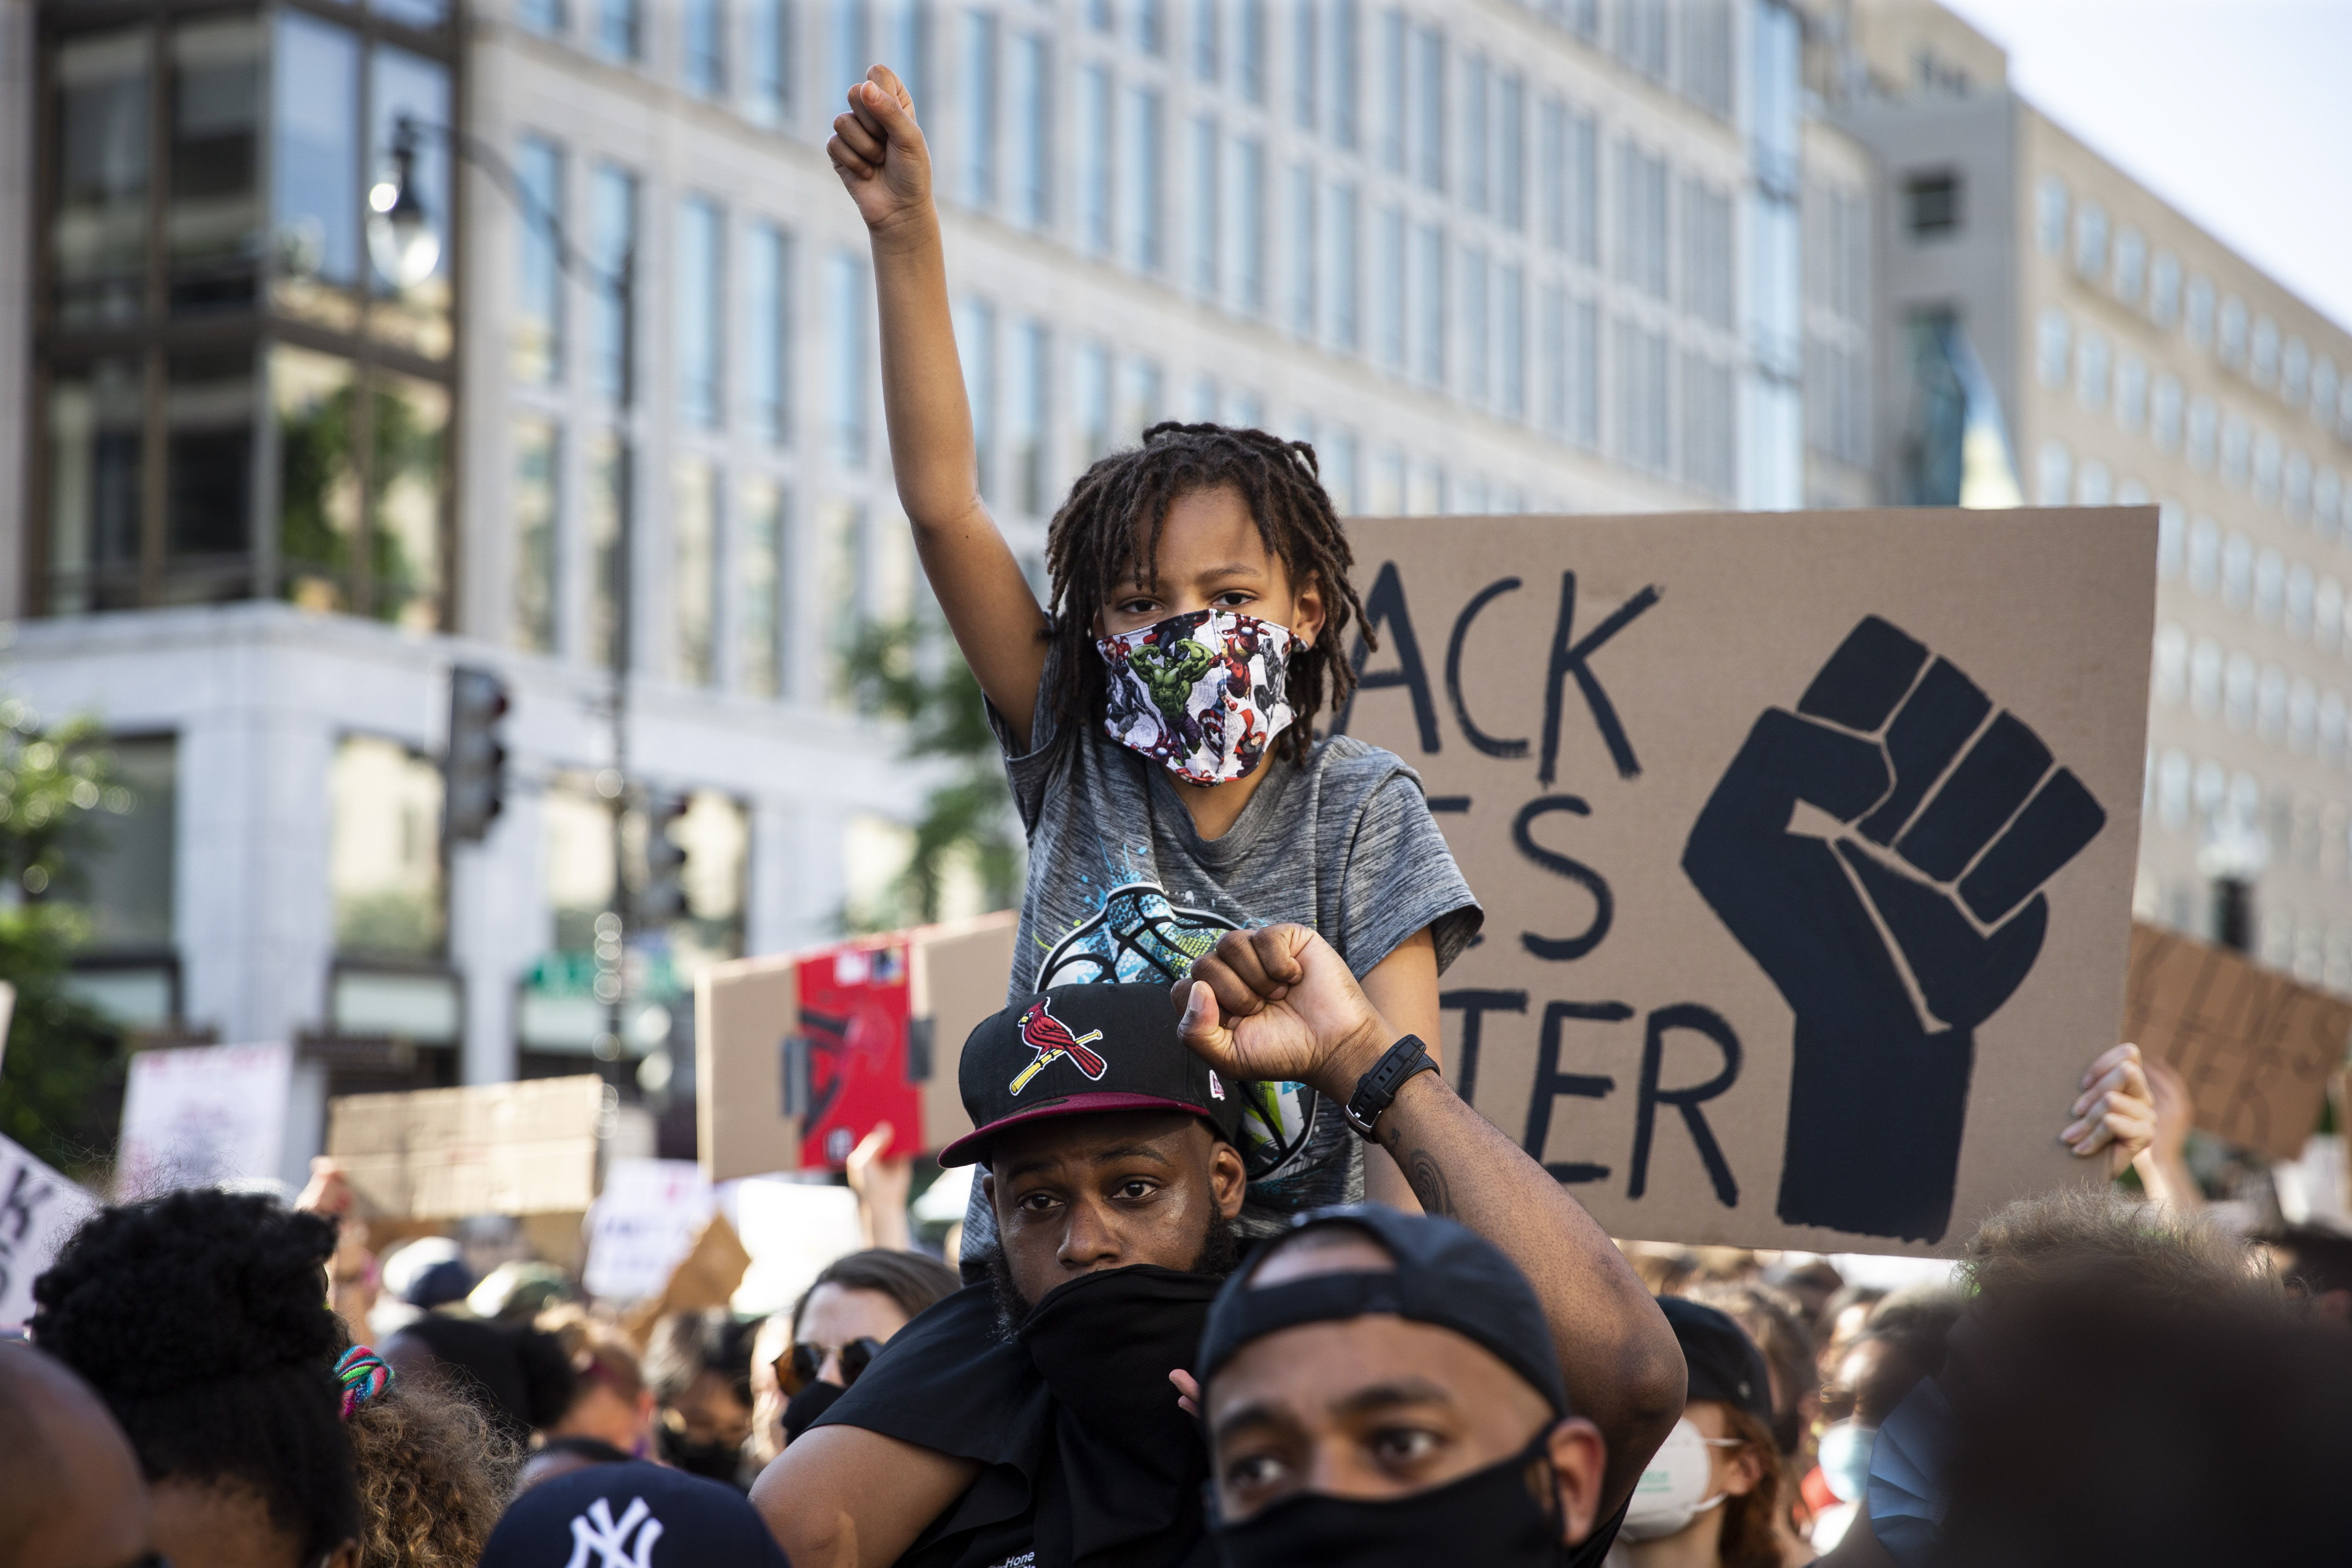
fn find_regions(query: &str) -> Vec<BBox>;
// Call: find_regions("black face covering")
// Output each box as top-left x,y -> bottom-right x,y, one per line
656,1421 -> 746,1488
1215,1433 -> 1570,1568
782,1377 -> 846,1445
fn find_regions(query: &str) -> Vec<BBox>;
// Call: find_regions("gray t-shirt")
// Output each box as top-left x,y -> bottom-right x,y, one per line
960,651 -> 1483,1265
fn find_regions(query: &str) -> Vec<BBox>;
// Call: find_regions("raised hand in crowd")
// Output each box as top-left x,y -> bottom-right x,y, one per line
1176,923 -> 1686,1516
845,1122 -> 915,1254
2128,1055 -> 2201,1210
2061,1041 -> 2156,1178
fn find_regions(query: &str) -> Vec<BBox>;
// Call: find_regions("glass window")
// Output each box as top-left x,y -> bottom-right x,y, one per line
2115,352 -> 2147,434
1462,246 -> 1488,403
2220,412 -> 2249,488
512,415 -> 559,653
1009,319 -> 1049,516
891,0 -> 930,107
1682,179 -> 1732,330
2251,314 -> 2280,388
1078,64 -> 1113,257
1462,54 -> 1487,213
1228,134 -> 1264,316
587,431 -> 631,668
2217,293 -> 2247,365
2149,249 -> 2180,328
2317,358 -> 2341,429
1118,356 -> 1162,443
599,0 -> 641,61
1499,262 -> 1524,421
685,0 -> 725,95
953,295 -> 996,500
1076,338 -> 1113,463
1413,23 -> 1444,192
2077,330 -> 2108,412
1135,0 -> 1165,54
46,357 -> 145,615
519,0 -> 567,33
2186,514 -> 2218,594
746,220 -> 791,447
1325,181 -> 1358,351
170,17 -> 264,316
373,0 -> 451,29
832,0 -> 868,98
2253,427 -> 2280,504
2035,307 -> 2070,388
827,249 -> 869,465
748,0 -> 791,124
1376,204 -> 1404,370
2185,274 -> 2215,347
1541,281 -> 1565,438
1618,141 -> 1666,299
331,735 -> 445,958
514,135 -> 564,385
2286,449 -> 2312,520
1192,0 -> 1219,81
2035,439 -> 2070,506
1497,70 -> 1524,231
2113,225 -> 2145,303
2035,174 -> 2066,254
673,459 -> 719,684
367,47 -> 453,359
51,27 -> 151,330
2187,394 -> 2218,471
274,345 -> 359,614
739,476 -> 788,698
1902,169 -> 1959,238
676,195 -> 724,429
590,163 -> 637,404
370,370 -> 448,631
2155,499 -> 2183,579
1011,33 -> 1050,228
272,13 -> 361,329
1289,163 -> 1316,336
2070,202 -> 2107,279
2284,337 -> 2310,407
1330,0 -> 1360,150
1614,318 -> 1668,471
961,9 -> 998,208
1123,86 -> 1163,273
1238,0 -> 1266,102
1293,0 -> 1317,130
1324,428 -> 1359,512
2221,530 -> 2253,608
2076,459 -> 2112,507
166,351 -> 254,597
2318,468 -> 2344,541
1189,114 -> 1219,294
2151,373 -> 2183,451
77,734 -> 177,954
1413,221 -> 1444,386
1379,7 -> 1406,174
1683,351 -> 1734,499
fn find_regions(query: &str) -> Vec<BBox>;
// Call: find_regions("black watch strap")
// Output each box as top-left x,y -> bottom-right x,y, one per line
1342,1035 -> 1438,1139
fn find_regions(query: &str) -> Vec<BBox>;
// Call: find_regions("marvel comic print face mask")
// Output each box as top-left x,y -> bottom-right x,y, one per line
1098,608 -> 1298,785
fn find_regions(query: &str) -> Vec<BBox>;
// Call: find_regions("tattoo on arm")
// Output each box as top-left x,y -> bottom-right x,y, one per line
1403,1148 -> 1454,1217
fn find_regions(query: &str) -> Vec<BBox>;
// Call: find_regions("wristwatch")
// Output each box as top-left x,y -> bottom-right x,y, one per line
1342,1035 -> 1439,1139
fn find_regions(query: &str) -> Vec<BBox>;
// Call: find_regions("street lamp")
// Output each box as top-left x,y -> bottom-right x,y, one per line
2198,802 -> 2268,953
370,113 -> 642,1070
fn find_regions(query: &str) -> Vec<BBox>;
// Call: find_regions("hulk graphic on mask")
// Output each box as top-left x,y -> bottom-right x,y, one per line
1129,639 -> 1217,719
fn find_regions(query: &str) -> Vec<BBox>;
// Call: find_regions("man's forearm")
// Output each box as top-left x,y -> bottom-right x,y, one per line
1367,1067 -> 1686,1509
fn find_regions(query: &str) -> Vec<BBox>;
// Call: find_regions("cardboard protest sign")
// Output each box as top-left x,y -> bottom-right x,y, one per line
726,1177 -> 866,1317
698,913 -> 1016,1181
2121,922 -> 2352,1160
116,1042 -> 294,1198
584,1157 -> 714,1301
1331,507 -> 2153,1254
327,1076 -> 605,1219
0,1134 -> 99,1328
621,1212 -> 753,1344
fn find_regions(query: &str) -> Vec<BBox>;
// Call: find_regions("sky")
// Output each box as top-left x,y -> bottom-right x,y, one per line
1937,0 -> 2352,334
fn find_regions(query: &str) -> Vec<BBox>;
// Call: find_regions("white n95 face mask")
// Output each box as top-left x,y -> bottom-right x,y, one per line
1618,1416 -> 1743,1541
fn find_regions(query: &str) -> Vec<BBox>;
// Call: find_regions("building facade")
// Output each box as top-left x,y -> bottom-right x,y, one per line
2,0 -> 1835,1180
1831,7 -> 2352,982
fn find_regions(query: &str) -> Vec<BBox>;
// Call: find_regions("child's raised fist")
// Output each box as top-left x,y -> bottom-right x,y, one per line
828,66 -> 933,237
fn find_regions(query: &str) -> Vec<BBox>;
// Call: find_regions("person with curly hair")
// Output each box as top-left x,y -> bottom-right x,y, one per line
29,1188 -> 362,1568
340,1342 -> 521,1568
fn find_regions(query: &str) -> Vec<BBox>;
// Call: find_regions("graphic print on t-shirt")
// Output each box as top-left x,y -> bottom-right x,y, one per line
1033,880 -> 1320,1182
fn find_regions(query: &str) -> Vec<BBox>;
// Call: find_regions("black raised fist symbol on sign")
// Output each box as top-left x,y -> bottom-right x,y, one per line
1682,617 -> 2107,1242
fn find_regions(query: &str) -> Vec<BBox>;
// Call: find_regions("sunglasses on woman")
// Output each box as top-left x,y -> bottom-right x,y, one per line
780,1336 -> 883,1395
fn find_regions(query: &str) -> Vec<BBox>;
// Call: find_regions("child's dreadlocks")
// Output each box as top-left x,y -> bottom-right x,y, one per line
1042,422 -> 1371,766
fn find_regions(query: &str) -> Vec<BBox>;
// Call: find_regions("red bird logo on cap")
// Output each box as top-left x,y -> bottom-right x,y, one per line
1009,998 -> 1108,1094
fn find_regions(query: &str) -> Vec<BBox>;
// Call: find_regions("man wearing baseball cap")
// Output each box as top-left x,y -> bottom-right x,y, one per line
482,1460 -> 790,1568
756,931 -> 1682,1568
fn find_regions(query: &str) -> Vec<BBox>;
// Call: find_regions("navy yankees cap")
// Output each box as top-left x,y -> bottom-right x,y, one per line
1198,1204 -> 1572,1417
938,982 -> 1247,1167
479,1461 -> 787,1568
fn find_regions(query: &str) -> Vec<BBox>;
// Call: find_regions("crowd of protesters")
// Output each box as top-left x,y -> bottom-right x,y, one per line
12,55 -> 2352,1568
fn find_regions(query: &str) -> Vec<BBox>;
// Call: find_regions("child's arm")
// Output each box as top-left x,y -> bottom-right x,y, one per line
1358,928 -> 1441,1212
831,69 -> 1052,746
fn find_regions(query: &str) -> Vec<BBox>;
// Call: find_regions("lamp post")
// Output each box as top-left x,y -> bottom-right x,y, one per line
2198,803 -> 2268,954
370,113 -> 641,1068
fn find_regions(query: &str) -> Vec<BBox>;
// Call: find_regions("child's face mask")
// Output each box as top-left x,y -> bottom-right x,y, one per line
1098,608 -> 1298,784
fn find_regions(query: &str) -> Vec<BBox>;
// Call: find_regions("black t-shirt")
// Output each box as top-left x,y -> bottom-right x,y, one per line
813,1271 -> 1222,1568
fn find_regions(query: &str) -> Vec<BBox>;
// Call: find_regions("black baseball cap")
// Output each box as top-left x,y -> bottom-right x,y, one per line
1659,1296 -> 1773,1425
480,1461 -> 788,1568
938,983 -> 1246,1167
1198,1204 -> 1572,1418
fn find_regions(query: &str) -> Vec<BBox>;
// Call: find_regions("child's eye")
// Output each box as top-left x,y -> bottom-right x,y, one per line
1213,590 -> 1256,607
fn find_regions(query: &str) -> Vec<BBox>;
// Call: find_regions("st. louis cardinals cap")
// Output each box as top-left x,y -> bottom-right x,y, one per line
937,982 -> 1247,1167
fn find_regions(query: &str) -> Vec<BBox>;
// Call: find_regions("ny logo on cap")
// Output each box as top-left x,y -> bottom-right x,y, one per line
566,1496 -> 663,1568
1009,997 -> 1108,1094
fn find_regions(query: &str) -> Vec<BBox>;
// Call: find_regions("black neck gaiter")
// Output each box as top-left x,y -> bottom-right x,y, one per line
1017,1265 -> 1225,1567
1215,1434 -> 1570,1568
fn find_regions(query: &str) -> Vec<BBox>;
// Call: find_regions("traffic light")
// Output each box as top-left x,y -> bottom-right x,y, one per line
445,665 -> 510,843
639,793 -> 690,924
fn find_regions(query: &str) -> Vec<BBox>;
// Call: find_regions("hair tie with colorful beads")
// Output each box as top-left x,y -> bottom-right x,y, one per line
335,1345 -> 393,1420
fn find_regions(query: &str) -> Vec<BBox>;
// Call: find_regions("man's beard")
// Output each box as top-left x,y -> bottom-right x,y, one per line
988,1207 -> 1241,1337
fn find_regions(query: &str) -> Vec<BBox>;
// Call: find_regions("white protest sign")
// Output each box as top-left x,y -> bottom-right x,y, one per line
584,1158 -> 715,1302
116,1042 -> 295,1198
0,1134 -> 100,1328
725,1178 -> 866,1318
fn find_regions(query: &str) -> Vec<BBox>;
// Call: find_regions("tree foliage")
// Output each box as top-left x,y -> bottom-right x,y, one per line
0,699 -> 131,1177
